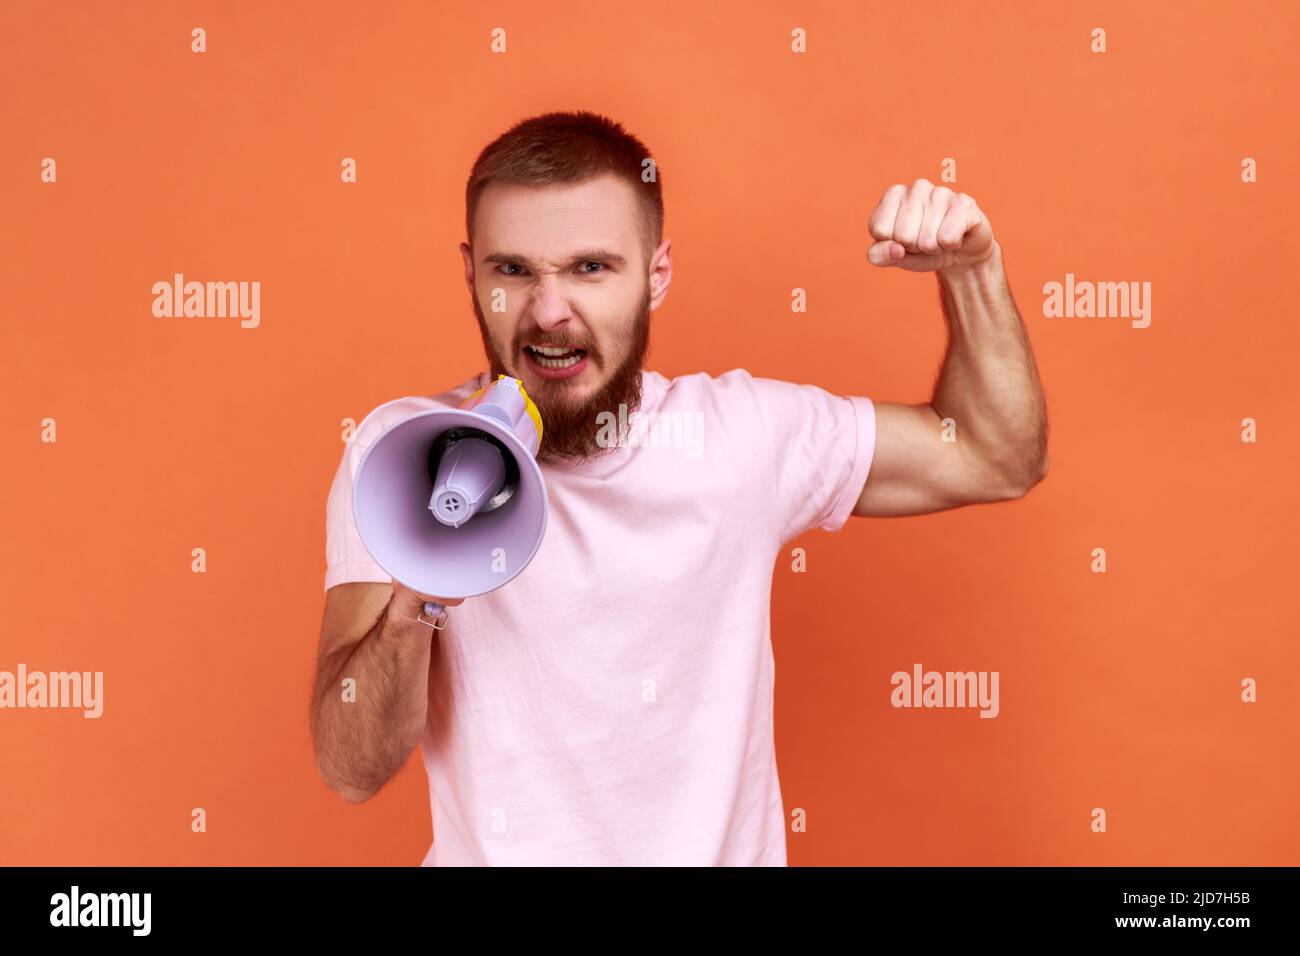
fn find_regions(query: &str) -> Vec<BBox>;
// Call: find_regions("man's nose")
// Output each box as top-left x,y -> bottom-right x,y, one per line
526,273 -> 575,330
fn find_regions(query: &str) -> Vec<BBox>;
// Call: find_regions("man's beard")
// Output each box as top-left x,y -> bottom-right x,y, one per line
471,285 -> 651,464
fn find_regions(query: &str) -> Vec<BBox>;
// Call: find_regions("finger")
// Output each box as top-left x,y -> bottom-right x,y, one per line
867,184 -> 906,242
867,239 -> 906,267
394,579 -> 463,605
891,250 -> 948,273
961,196 -> 994,252
918,186 -> 956,254
936,193 -> 974,251
892,179 -> 933,251
389,582 -> 463,620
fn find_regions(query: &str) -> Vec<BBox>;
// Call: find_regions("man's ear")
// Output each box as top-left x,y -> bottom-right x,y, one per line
648,237 -> 672,310
459,241 -> 475,293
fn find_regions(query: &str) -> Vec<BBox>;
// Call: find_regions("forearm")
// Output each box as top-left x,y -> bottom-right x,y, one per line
311,600 -> 433,801
931,241 -> 1048,491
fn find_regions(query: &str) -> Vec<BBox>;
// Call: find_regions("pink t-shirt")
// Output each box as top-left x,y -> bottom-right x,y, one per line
324,367 -> 876,865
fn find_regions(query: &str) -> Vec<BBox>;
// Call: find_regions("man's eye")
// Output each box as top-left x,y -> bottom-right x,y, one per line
497,261 -> 605,276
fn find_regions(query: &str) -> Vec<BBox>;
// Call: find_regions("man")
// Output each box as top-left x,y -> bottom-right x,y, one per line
310,110 -> 1047,866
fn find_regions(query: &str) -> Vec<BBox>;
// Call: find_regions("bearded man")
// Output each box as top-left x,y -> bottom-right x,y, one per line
311,110 -> 1048,866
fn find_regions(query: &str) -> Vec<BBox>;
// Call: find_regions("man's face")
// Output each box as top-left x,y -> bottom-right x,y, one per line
461,173 -> 670,463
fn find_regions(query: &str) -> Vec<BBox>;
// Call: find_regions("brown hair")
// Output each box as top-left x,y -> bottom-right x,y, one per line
465,110 -> 664,268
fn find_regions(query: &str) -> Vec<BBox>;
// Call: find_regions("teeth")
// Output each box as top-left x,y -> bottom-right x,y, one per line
526,345 -> 585,370
533,352 -> 582,369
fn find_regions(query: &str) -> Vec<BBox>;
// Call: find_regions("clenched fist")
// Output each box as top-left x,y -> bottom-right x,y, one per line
867,179 -> 997,274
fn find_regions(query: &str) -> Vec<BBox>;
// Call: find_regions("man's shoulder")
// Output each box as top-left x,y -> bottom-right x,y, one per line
660,367 -> 845,402
653,366 -> 765,403
653,367 -> 815,421
430,370 -> 491,407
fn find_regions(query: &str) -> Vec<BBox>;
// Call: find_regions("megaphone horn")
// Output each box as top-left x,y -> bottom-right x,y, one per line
352,376 -> 549,620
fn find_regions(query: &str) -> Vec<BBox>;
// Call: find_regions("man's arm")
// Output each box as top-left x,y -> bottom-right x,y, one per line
310,581 -> 453,803
853,180 -> 1048,518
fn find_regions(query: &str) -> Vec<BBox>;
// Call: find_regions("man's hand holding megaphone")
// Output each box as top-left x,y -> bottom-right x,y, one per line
387,581 -> 463,633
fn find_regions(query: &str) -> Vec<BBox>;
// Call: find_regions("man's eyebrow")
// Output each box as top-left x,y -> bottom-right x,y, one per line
482,249 -> 628,268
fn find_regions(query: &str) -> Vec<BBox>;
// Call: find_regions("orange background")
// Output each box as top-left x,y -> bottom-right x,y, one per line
2,0 -> 1297,866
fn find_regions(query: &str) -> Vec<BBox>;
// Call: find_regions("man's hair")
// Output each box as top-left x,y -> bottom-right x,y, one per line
465,110 -> 664,268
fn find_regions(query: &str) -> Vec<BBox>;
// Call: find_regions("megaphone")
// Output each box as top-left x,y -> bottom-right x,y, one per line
352,375 -> 549,628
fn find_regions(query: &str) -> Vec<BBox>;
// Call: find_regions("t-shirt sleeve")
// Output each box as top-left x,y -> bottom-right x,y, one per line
746,372 -> 877,543
323,427 -> 393,592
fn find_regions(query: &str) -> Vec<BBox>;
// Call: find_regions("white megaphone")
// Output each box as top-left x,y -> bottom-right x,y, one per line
352,375 -> 548,629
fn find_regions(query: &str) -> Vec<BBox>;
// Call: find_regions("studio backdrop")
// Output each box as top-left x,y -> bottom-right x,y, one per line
2,0 -> 1297,865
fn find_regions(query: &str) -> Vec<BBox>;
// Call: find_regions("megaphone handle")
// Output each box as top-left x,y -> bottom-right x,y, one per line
418,602 -> 449,631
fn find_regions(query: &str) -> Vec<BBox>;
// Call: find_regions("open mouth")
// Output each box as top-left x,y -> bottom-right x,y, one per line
524,345 -> 587,370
